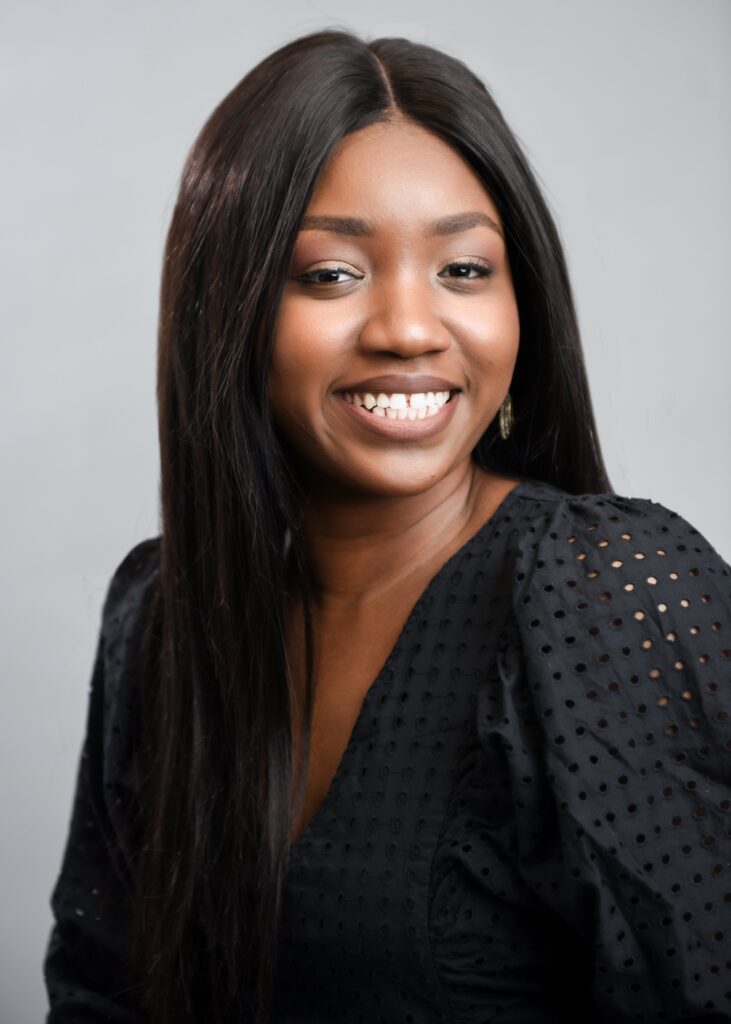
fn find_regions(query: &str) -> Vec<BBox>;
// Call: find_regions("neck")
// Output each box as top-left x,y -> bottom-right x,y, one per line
291,461 -> 510,616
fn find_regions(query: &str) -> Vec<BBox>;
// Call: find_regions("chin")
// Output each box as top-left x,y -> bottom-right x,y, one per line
325,454 -> 461,498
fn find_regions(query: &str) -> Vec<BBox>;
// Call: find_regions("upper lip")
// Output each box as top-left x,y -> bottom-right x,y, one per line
336,374 -> 462,394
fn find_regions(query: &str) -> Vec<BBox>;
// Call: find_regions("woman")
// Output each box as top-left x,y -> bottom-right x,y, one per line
44,28 -> 731,1024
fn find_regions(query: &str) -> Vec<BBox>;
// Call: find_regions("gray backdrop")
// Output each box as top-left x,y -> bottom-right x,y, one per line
2,1 -> 729,1019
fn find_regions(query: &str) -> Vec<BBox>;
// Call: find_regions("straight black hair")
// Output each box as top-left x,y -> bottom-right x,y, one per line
129,27 -> 612,1024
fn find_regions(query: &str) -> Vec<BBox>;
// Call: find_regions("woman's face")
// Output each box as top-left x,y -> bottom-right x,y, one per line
269,119 -> 520,498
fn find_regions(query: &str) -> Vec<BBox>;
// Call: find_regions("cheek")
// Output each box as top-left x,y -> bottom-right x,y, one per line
272,294 -> 349,366
268,300 -> 344,429
269,304 -> 318,401
497,296 -> 521,364
457,291 -> 520,372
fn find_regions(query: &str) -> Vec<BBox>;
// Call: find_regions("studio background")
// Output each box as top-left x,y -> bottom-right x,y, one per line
1,1 -> 729,1019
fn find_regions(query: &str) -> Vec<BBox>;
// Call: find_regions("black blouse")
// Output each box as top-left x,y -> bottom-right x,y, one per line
44,476 -> 731,1023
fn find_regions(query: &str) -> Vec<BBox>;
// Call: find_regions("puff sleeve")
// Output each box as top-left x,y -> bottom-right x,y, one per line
43,539 -> 159,1022
478,492 -> 731,1023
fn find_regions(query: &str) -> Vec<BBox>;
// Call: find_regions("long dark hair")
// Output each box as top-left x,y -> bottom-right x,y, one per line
129,27 -> 613,1024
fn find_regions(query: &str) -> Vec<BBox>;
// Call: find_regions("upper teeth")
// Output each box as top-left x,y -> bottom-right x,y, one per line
343,390 -> 453,420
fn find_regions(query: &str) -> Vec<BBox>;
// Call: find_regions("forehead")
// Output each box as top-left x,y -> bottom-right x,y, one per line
302,121 -> 503,233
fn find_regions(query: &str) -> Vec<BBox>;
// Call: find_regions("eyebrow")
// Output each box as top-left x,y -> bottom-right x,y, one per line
299,210 -> 504,239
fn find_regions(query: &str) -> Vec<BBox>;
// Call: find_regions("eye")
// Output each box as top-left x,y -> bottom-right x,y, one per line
296,265 -> 362,286
295,258 -> 495,288
439,260 -> 494,281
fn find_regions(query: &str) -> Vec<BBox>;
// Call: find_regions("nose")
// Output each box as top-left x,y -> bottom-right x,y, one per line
356,272 -> 452,358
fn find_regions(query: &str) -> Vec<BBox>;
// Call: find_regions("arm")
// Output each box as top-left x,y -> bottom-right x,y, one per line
44,541 -> 159,1022
491,493 -> 731,1022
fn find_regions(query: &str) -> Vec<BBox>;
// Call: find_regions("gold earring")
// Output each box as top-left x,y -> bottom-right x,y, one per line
498,391 -> 513,440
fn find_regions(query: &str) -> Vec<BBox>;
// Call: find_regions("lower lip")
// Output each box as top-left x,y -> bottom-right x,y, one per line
335,392 -> 461,440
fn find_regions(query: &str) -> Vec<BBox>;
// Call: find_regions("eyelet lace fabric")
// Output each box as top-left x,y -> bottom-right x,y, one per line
43,477 -> 731,1023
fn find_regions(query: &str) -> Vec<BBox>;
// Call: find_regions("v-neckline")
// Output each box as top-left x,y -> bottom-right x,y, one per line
286,477 -> 532,856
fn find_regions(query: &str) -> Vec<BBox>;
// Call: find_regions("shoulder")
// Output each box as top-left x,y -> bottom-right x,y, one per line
101,537 -> 161,631
102,536 -> 160,615
498,478 -> 731,764
506,478 -> 730,603
99,536 -> 161,686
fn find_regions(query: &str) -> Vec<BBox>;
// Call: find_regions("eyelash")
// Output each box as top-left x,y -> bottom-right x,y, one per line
296,260 -> 494,287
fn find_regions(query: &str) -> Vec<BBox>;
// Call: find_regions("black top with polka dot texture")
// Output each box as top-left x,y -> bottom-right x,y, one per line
43,476 -> 731,1023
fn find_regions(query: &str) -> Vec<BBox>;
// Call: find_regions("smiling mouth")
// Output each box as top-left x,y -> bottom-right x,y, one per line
339,388 -> 458,420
